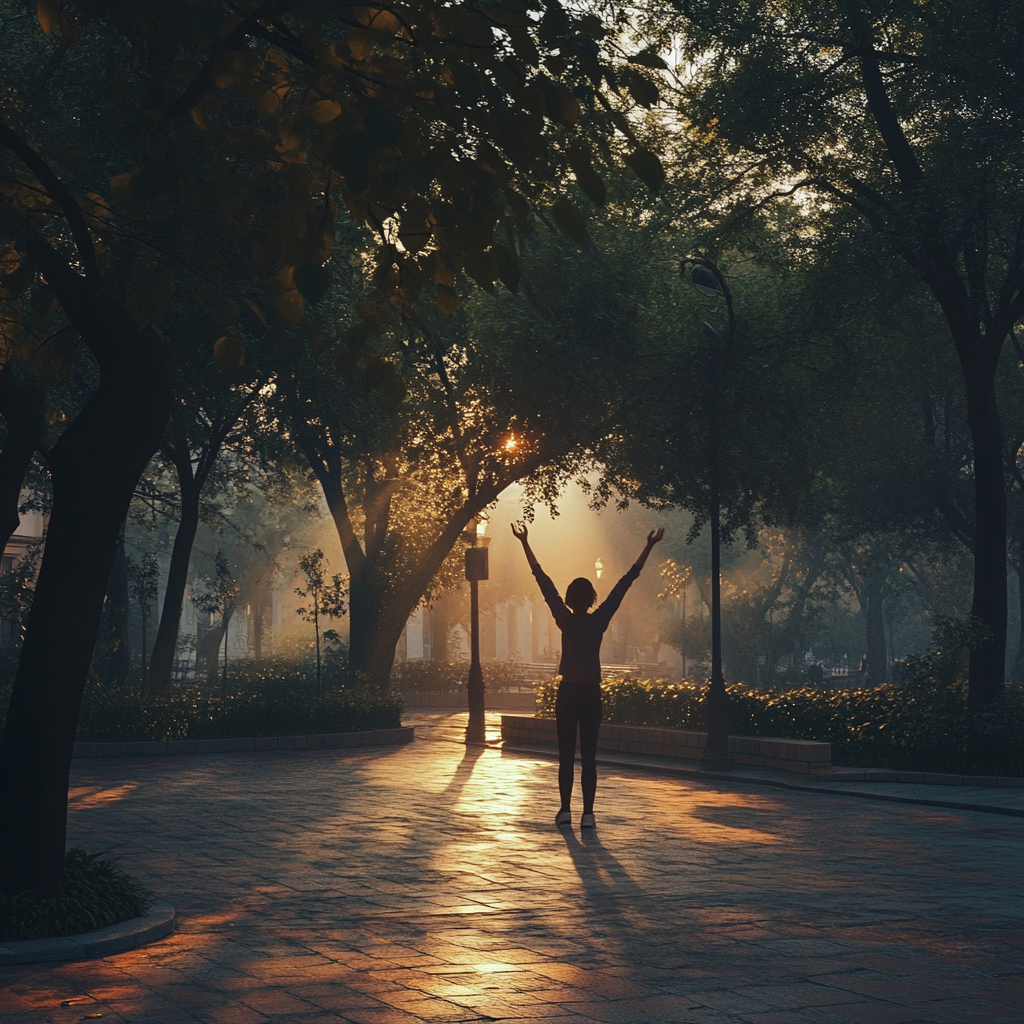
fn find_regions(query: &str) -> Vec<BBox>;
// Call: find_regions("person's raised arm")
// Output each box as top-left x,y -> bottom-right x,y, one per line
513,522 -> 570,627
511,521 -> 539,570
593,528 -> 666,631
633,528 -> 665,571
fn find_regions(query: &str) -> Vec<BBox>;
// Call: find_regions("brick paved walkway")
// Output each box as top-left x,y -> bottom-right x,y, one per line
1,713 -> 1021,1024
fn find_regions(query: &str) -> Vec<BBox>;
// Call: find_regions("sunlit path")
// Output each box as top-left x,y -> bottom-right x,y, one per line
1,728 -> 1020,1024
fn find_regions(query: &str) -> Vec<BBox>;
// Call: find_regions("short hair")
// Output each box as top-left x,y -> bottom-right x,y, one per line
565,577 -> 597,613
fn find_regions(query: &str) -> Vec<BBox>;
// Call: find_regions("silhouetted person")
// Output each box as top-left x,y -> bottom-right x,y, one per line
512,523 -> 664,829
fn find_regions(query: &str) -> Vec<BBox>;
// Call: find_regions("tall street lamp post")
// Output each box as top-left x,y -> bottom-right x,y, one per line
681,577 -> 687,680
685,257 -> 735,771
465,518 -> 489,744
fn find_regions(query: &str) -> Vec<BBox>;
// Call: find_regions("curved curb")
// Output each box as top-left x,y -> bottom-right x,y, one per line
0,902 -> 176,966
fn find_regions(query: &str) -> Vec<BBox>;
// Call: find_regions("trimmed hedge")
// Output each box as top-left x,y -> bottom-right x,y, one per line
74,683 -> 402,742
391,658 -> 527,693
535,676 -> 1024,777
0,848 -> 153,941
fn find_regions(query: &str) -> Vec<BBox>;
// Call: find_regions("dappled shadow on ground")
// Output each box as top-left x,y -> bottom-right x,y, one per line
1,717 -> 1021,1024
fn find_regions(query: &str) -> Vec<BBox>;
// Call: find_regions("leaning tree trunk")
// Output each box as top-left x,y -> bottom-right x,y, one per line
963,365 -> 1008,705
0,305 -> 169,896
148,488 -> 200,692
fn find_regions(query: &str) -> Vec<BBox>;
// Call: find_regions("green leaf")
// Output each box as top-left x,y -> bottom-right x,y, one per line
550,199 -> 591,247
568,144 -> 606,207
629,49 -> 669,71
623,147 -> 666,192
294,262 -> 331,304
213,336 -> 245,372
622,69 -> 659,108
463,249 -> 498,294
436,283 -> 457,315
273,288 -> 305,325
398,196 -> 432,252
491,245 -> 520,294
36,0 -> 57,34
362,106 -> 404,150
329,136 -> 373,193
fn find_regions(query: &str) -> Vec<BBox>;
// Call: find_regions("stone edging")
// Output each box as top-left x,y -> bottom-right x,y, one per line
72,726 -> 414,758
0,902 -> 176,966
810,766 -> 1024,787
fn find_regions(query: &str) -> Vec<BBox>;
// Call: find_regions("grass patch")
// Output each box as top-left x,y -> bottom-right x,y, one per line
0,848 -> 153,942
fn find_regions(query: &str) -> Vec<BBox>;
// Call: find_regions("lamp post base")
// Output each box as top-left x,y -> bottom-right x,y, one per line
465,662 -> 485,745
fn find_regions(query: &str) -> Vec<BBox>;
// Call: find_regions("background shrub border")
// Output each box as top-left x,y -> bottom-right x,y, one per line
535,676 -> 1024,777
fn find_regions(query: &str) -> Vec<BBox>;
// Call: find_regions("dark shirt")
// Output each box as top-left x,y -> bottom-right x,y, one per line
532,563 -> 641,687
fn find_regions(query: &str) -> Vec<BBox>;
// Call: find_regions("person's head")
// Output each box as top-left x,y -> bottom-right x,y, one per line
565,577 -> 598,614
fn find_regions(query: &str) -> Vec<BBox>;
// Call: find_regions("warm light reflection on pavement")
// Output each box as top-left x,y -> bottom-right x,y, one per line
2,712 -> 1021,1024
66,783 -> 139,809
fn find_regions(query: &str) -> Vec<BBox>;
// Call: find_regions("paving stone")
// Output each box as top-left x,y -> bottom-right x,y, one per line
0,711 -> 1019,1024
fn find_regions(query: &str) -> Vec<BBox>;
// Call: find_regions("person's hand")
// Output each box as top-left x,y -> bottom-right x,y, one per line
511,522 -> 529,541
647,528 -> 665,546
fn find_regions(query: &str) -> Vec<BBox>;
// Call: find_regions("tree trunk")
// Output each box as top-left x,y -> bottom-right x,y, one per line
148,491 -> 199,692
0,304 -> 169,896
963,366 -> 1007,704
847,8 -> 1009,703
94,524 -> 131,688
0,365 -> 46,555
864,582 -> 888,687
347,574 -> 404,690
252,592 -> 263,659
1012,560 -> 1024,686
302,428 -> 502,694
197,618 -> 226,687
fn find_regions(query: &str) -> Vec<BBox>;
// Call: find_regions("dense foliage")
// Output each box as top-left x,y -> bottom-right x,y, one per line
70,676 -> 401,742
392,657 -> 527,693
535,678 -> 1024,778
0,848 -> 152,941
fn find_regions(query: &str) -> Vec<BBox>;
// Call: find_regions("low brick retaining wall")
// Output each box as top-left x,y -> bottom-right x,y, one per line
501,715 -> 831,775
72,726 -> 414,759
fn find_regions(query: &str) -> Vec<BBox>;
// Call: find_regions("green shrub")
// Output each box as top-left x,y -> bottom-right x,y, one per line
391,659 -> 465,693
0,848 -> 153,941
74,683 -> 402,741
186,654 -> 345,695
392,658 -> 526,693
535,673 -> 1024,777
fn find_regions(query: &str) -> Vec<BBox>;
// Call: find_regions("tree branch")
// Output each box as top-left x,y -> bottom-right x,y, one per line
0,117 -> 100,287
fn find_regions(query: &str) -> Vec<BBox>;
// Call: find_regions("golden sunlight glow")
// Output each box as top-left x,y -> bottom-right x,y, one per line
68,783 -> 139,808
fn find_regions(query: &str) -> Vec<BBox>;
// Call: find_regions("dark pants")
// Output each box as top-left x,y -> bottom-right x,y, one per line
555,684 -> 602,814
